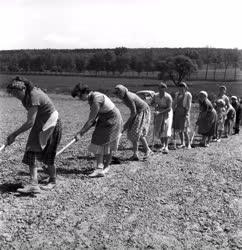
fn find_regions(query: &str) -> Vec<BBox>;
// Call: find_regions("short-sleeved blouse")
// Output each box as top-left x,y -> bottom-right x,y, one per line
88,91 -> 115,114
152,92 -> 172,111
23,88 -> 56,131
24,88 -> 57,152
123,91 -> 149,114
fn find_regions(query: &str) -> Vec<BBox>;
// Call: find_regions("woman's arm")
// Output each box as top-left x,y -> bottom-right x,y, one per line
185,93 -> 192,116
75,102 -> 100,140
123,95 -> 137,132
7,106 -> 38,145
158,95 -> 172,114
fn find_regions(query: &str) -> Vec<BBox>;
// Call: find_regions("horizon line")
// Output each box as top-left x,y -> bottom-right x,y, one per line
0,46 -> 241,52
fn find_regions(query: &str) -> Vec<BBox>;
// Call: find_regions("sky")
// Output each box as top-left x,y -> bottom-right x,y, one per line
0,0 -> 241,50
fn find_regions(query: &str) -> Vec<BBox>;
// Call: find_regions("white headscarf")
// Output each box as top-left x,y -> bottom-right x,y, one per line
115,84 -> 129,98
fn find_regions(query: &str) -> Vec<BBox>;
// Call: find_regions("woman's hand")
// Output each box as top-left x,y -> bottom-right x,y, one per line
74,133 -> 81,141
6,133 -> 16,146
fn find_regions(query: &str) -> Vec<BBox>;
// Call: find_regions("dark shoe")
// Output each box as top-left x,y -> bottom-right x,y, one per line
129,155 -> 139,161
17,184 -> 41,194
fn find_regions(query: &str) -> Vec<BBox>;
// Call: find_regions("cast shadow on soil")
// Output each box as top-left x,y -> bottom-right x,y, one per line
65,155 -> 96,161
0,182 -> 23,194
57,167 -> 94,176
57,157 -> 127,176
17,171 -> 29,176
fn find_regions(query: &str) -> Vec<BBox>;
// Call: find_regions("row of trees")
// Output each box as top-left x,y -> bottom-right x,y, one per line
0,47 -> 241,82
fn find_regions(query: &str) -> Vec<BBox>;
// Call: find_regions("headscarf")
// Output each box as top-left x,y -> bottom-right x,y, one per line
231,96 -> 237,101
216,99 -> 225,107
114,84 -> 128,98
71,83 -> 90,98
199,91 -> 208,98
179,82 -> 188,89
219,85 -> 227,92
7,77 -> 26,93
7,76 -> 34,107
158,82 -> 167,89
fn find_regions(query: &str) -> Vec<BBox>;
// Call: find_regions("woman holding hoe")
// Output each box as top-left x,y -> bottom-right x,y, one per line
6,76 -> 62,194
72,84 -> 123,177
114,84 -> 152,160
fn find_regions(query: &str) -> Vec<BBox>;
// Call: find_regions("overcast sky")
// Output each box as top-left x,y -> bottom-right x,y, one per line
0,0 -> 241,50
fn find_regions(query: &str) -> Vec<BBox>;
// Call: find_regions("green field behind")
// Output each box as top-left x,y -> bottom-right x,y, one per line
0,73 -> 242,97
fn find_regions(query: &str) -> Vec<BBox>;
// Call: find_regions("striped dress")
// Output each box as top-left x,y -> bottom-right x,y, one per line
122,91 -> 151,142
153,92 -> 173,138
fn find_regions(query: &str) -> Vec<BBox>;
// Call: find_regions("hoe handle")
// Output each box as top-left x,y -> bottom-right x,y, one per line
56,139 -> 76,156
0,144 -> 6,152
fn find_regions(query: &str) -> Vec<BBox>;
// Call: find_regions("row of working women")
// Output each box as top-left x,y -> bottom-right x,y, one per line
5,77 -> 241,194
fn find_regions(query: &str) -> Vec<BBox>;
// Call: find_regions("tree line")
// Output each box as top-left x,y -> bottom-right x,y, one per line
0,47 -> 241,84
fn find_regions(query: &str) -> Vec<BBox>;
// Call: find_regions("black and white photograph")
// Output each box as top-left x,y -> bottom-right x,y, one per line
0,0 -> 241,249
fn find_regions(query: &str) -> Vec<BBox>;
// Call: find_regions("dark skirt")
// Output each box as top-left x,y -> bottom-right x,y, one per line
173,106 -> 190,132
197,109 -> 217,136
22,119 -> 62,166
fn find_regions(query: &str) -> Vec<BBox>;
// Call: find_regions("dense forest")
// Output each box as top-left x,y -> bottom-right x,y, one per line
0,47 -> 241,82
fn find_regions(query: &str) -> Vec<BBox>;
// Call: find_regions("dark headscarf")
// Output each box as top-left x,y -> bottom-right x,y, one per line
7,76 -> 34,107
71,83 -> 90,98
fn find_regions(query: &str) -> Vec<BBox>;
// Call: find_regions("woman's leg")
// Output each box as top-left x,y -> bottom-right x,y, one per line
103,151 -> 112,174
206,136 -> 212,146
96,154 -> 104,169
41,164 -> 57,190
224,121 -> 228,137
140,136 -> 152,158
131,140 -> 139,158
184,131 -> 191,148
160,137 -> 165,149
17,164 -> 41,193
217,130 -> 222,141
47,165 -> 56,182
140,136 -> 150,153
179,132 -> 185,146
200,135 -> 206,146
89,154 -> 105,177
163,137 -> 169,153
29,164 -> 38,184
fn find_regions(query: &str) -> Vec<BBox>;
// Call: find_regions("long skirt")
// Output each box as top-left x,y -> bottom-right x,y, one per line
88,107 -> 123,155
197,109 -> 217,136
173,106 -> 190,132
22,119 -> 62,166
127,107 -> 151,142
154,109 -> 173,138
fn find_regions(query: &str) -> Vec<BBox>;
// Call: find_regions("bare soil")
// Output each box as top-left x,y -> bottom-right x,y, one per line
0,93 -> 241,249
